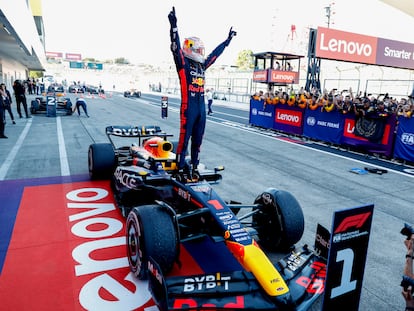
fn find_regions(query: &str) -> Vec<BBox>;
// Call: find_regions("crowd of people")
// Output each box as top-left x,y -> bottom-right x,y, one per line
253,86 -> 414,118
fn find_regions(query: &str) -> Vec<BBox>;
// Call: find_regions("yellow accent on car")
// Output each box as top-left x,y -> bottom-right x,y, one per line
226,241 -> 289,296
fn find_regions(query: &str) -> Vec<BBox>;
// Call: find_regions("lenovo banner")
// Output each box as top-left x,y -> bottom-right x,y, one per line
273,106 -> 304,135
315,27 -> 414,70
303,109 -> 344,144
341,115 -> 396,157
249,99 -> 275,129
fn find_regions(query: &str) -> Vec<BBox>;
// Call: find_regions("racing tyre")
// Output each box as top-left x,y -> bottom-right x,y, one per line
88,143 -> 116,179
126,204 -> 179,279
253,188 -> 304,250
30,100 -> 39,114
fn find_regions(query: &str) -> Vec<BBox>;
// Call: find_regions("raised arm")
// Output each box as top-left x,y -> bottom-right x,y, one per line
168,7 -> 182,68
205,27 -> 237,69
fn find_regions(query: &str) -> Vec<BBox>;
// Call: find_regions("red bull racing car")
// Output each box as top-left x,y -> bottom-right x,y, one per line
88,125 -> 328,310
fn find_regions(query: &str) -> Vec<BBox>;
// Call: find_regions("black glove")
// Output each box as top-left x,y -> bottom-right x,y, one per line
225,27 -> 237,46
228,27 -> 237,40
168,7 -> 177,28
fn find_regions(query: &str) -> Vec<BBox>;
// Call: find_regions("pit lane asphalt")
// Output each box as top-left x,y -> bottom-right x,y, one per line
0,92 -> 412,310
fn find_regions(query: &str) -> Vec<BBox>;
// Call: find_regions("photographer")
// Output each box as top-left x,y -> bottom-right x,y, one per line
401,226 -> 414,310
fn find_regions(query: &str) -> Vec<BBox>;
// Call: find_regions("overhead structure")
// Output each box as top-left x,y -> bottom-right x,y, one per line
0,0 -> 46,84
305,26 -> 414,93
379,0 -> 414,18
252,51 -> 304,91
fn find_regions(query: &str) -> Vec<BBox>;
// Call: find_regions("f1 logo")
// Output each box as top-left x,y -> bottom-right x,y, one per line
334,212 -> 371,233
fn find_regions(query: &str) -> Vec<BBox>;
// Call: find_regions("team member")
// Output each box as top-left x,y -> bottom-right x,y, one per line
13,80 -> 29,118
0,94 -> 6,138
168,6 -> 236,178
74,97 -> 89,117
206,88 -> 214,115
403,233 -> 414,310
0,83 -> 15,124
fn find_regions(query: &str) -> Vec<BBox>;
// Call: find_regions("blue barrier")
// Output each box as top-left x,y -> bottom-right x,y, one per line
249,99 -> 411,161
394,117 -> 414,162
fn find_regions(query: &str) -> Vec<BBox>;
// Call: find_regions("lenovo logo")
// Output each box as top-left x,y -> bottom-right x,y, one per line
316,27 -> 377,64
275,109 -> 302,126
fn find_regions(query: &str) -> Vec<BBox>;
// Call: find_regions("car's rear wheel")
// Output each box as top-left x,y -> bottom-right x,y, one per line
88,143 -> 116,179
253,188 -> 304,250
126,204 -> 179,279
30,100 -> 39,114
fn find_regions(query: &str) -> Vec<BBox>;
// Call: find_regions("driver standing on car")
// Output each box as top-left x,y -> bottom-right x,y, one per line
168,7 -> 236,180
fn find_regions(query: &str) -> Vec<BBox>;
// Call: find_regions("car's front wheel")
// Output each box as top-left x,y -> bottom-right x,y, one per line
253,188 -> 304,250
126,204 -> 179,279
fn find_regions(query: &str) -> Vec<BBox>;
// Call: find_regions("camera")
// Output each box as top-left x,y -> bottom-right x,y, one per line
401,223 -> 414,240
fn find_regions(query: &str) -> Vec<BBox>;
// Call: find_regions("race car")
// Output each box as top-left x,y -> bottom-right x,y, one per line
68,84 -> 84,93
124,89 -> 142,98
88,125 -> 327,310
30,95 -> 73,115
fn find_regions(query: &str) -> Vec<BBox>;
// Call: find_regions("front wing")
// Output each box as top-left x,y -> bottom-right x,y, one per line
148,247 -> 326,311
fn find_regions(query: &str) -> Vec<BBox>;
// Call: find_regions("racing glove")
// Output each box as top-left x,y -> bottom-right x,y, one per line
168,7 -> 177,28
225,27 -> 237,46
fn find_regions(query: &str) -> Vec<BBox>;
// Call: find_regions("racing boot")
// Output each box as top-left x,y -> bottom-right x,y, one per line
190,165 -> 200,182
174,165 -> 191,183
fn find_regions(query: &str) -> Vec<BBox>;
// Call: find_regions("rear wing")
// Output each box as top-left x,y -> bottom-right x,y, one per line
105,125 -> 173,146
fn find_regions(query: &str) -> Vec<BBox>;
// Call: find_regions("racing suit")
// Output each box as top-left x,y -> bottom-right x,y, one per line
169,15 -> 235,171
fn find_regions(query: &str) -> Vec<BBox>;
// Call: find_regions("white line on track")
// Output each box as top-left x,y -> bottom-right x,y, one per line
0,118 -> 32,180
56,117 -> 70,176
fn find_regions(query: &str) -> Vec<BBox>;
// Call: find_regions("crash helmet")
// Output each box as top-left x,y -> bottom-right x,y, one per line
183,37 -> 205,63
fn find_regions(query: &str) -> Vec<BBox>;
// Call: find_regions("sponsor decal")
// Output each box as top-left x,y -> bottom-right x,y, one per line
208,199 -> 223,210
114,167 -> 139,189
316,27 -> 377,64
334,212 -> 371,234
107,126 -> 143,137
177,187 -> 192,201
343,118 -> 390,144
188,85 -> 204,93
0,182 -> 155,310
65,53 -> 82,61
376,38 -> 414,70
275,109 -> 302,126
190,184 -> 211,193
183,273 -> 231,292
296,261 -> 326,294
316,120 -> 340,129
316,27 -> 414,70
307,116 -> 316,126
253,70 -> 268,82
191,77 -> 204,86
258,110 -> 273,117
269,70 -> 298,83
173,296 -> 244,309
401,133 -> 414,145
